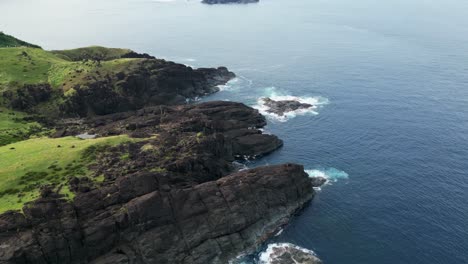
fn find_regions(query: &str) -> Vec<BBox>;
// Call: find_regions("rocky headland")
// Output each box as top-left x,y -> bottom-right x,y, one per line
0,35 -> 325,263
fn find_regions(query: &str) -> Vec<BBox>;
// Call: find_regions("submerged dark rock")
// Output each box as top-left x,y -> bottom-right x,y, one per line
261,97 -> 313,116
310,176 -> 327,187
202,0 -> 259,4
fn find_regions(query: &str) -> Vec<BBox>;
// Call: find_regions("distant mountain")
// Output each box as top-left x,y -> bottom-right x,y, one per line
202,0 -> 259,4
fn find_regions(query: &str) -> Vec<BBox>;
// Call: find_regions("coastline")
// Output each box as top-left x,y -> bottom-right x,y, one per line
0,37 -> 324,263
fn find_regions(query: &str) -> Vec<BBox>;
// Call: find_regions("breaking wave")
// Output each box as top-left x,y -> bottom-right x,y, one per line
217,76 -> 253,91
230,243 -> 321,264
253,87 -> 328,122
305,167 -> 349,187
258,243 -> 321,264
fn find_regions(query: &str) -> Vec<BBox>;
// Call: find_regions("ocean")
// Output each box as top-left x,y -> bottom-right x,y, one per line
2,0 -> 468,263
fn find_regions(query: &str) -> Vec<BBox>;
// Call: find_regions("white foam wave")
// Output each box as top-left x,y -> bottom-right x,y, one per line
217,75 -> 252,92
258,243 -> 321,264
305,167 -> 349,185
253,87 -> 328,122
217,77 -> 240,91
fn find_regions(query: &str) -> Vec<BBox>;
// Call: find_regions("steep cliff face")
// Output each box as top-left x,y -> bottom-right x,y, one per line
58,63 -> 235,117
0,45 -> 235,118
0,164 -> 314,264
0,101 -> 320,264
0,36 -> 321,263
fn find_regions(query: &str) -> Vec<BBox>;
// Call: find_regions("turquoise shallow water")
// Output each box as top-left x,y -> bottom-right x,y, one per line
2,0 -> 468,263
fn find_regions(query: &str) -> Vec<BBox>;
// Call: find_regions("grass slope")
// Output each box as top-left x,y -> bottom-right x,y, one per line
0,135 -> 132,213
0,107 -> 50,146
0,46 -> 142,117
0,47 -> 66,89
0,46 -> 141,91
51,46 -> 132,61
0,35 -> 148,213
0,32 -> 41,48
0,34 -> 141,94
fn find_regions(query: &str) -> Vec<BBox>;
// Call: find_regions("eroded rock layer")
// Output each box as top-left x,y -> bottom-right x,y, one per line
0,102 -> 319,264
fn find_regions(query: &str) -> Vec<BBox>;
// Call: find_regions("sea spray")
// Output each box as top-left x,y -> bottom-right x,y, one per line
305,167 -> 349,185
229,243 -> 321,264
216,76 -> 252,91
258,243 -> 322,264
253,87 -> 328,122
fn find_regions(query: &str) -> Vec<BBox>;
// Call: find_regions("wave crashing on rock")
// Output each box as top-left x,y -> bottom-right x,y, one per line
253,88 -> 328,122
258,243 -> 322,264
305,167 -> 349,188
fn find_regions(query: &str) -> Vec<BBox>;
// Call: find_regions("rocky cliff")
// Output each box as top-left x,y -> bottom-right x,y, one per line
0,35 -> 323,263
0,164 -> 314,264
0,46 -> 235,118
0,101 -> 322,264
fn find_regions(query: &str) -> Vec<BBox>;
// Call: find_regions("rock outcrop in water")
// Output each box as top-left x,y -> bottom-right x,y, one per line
0,101 -> 324,264
259,243 -> 322,264
261,97 -> 313,116
202,0 -> 259,4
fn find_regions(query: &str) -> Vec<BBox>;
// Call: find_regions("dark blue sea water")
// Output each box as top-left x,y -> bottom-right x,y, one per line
2,0 -> 468,263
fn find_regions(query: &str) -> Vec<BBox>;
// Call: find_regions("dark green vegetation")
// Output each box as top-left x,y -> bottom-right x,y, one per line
0,107 -> 50,146
0,32 -> 41,48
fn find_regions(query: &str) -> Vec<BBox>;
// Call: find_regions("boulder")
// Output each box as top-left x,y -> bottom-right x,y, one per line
261,97 -> 313,116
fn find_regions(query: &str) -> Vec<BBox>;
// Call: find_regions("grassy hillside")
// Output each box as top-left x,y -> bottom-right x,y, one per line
51,46 -> 133,61
0,107 -> 50,146
0,45 -> 144,116
0,47 -> 66,88
0,35 -> 153,213
0,135 -> 133,213
0,46 -> 140,89
0,32 -> 41,48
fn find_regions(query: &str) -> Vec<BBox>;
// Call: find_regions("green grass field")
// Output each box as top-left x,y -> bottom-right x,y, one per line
51,46 -> 132,61
0,135 -> 132,213
0,107 -> 50,146
0,35 -> 150,213
0,47 -> 65,88
0,46 -> 142,92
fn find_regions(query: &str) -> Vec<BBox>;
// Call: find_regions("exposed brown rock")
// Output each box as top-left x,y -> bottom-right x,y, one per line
0,96 -> 323,264
261,97 -> 313,116
0,164 -> 315,264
